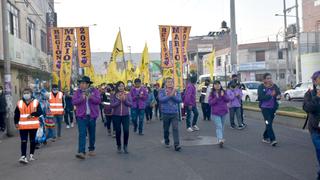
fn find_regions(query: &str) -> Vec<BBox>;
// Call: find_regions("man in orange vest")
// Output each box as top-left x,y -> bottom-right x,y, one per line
48,84 -> 64,140
14,87 -> 43,164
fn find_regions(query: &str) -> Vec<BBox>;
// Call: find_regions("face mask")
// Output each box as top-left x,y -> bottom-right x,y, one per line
128,83 -> 132,87
316,85 -> 320,90
53,89 -> 58,93
23,94 -> 31,100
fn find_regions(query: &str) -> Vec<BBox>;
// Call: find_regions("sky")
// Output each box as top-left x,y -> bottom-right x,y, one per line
55,0 -> 302,53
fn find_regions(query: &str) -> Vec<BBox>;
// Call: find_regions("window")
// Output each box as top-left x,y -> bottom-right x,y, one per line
216,57 -> 222,66
278,51 -> 283,59
7,2 -> 20,37
40,30 -> 47,53
255,74 -> 264,81
256,51 -> 265,62
280,73 -> 285,79
27,18 -> 35,45
244,83 -> 260,90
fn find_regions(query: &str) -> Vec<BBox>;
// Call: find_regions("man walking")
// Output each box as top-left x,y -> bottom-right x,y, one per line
184,74 -> 199,132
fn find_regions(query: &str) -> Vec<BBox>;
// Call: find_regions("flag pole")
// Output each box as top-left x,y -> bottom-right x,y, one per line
119,27 -> 127,83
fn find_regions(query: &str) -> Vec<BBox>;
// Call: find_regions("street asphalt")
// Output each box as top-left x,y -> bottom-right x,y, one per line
0,110 -> 317,180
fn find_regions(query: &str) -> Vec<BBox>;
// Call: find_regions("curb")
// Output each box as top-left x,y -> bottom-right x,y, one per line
243,106 -> 307,119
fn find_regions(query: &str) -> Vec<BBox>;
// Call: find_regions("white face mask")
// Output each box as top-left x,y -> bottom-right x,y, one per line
0,90 -> 3,94
128,83 -> 132,87
23,94 -> 31,100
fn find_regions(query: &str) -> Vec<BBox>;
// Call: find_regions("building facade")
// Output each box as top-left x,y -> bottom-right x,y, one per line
302,0 -> 320,32
0,0 -> 54,104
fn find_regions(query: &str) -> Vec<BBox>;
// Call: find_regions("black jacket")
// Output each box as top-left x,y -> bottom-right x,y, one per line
0,93 -> 6,113
303,88 -> 320,134
14,98 -> 43,125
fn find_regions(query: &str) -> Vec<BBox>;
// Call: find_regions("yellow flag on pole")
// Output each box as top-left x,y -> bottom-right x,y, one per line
106,60 -> 120,83
126,60 -> 135,82
205,50 -> 215,81
139,43 -> 150,84
111,30 -> 124,62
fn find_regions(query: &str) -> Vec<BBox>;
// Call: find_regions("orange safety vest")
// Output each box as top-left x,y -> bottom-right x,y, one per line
17,99 -> 40,130
48,92 -> 64,115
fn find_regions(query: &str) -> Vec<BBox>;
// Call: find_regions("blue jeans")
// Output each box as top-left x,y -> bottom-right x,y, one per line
77,116 -> 96,153
54,115 -> 63,137
47,127 -> 56,139
131,108 -> 145,133
186,106 -> 199,128
311,133 -> 320,177
261,108 -> 276,141
212,114 -> 227,141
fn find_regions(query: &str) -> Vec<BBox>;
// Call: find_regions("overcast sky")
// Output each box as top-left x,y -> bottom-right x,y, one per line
55,0 -> 301,53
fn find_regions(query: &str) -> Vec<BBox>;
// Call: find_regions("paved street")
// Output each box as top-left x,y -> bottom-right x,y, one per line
0,111 -> 317,180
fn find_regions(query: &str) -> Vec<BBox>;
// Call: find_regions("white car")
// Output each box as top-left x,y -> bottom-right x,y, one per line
284,82 -> 313,101
240,81 -> 261,102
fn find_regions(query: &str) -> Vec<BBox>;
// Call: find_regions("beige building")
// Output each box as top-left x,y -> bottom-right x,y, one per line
302,0 -> 320,32
0,0 -> 54,103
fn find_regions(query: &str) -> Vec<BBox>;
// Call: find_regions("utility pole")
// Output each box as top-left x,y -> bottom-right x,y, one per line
2,0 -> 15,136
230,0 -> 238,75
295,0 -> 302,83
283,0 -> 291,87
276,34 -> 280,85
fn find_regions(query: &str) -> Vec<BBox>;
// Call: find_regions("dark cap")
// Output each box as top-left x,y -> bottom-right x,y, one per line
78,76 -> 93,84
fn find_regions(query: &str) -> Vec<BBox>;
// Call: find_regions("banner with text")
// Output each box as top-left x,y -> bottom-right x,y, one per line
60,28 -> 75,91
181,26 -> 191,64
51,28 -> 63,72
171,26 -> 183,90
76,27 -> 91,67
159,26 -> 172,68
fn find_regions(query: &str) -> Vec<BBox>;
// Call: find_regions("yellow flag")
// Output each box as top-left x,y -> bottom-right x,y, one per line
84,65 -> 96,83
106,60 -> 120,83
111,31 -> 124,61
126,60 -> 135,82
52,72 -> 59,85
139,43 -> 150,84
206,50 -> 215,81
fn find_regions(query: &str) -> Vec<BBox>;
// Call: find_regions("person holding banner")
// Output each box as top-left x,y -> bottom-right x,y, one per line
184,74 -> 199,132
130,78 -> 148,135
72,76 -> 101,159
159,77 -> 182,152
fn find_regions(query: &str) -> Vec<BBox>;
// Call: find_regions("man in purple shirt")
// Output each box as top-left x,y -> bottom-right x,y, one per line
72,76 -> 101,159
183,74 -> 199,132
130,78 -> 148,135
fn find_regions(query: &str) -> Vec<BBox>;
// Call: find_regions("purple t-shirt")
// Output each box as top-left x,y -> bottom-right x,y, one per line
261,87 -> 275,108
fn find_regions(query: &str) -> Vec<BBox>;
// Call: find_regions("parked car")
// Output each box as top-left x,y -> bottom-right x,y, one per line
240,81 -> 261,102
284,82 -> 313,101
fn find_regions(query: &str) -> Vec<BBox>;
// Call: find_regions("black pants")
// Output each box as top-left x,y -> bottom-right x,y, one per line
261,108 -> 276,141
201,103 -> 211,120
64,110 -> 74,125
0,112 -> 5,130
113,115 -> 129,147
155,103 -> 159,117
145,106 -> 153,121
105,115 -> 115,131
19,129 -> 37,156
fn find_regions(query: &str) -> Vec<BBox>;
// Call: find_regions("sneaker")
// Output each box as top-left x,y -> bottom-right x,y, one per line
88,151 -> 96,157
192,125 -> 200,131
174,145 -> 182,152
262,139 -> 271,144
71,122 -> 74,128
107,130 -> 112,136
123,146 -> 129,154
29,154 -> 36,161
66,125 -> 70,129
187,127 -> 194,132
139,132 -> 144,136
75,153 -> 86,159
164,143 -> 171,148
117,146 -> 122,154
237,125 -> 245,130
51,138 -> 56,142
218,140 -> 224,148
19,156 -> 28,164
271,141 -> 278,147
230,125 -> 236,129
112,132 -> 116,138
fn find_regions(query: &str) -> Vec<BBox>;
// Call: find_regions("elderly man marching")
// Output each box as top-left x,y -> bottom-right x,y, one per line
72,76 -> 101,159
47,84 -> 64,140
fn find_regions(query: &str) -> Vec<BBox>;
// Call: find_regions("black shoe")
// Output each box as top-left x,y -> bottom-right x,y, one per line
0,127 -> 5,132
174,145 -> 181,152
230,125 -> 236,129
117,146 -> 122,153
139,132 -> 144,136
271,141 -> 278,147
237,125 -> 245,130
123,146 -> 129,154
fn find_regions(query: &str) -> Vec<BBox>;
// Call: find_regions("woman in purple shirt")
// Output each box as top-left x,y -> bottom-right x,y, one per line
257,73 -> 281,146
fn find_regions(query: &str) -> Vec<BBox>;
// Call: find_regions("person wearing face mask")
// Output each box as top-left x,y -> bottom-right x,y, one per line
14,88 -> 43,164
103,83 -> 116,137
0,86 -> 7,132
47,84 -> 64,140
303,71 -> 320,180
199,79 -> 211,121
72,76 -> 101,159
257,73 -> 281,147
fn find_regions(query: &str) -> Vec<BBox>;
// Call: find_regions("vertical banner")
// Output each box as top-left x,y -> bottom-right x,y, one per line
76,27 -> 91,67
171,26 -> 183,90
159,25 -> 172,68
181,26 -> 191,64
51,28 -> 63,71
60,28 -> 75,91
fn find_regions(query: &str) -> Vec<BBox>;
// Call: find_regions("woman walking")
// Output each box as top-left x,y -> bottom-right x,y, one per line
209,80 -> 229,148
111,81 -> 132,154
